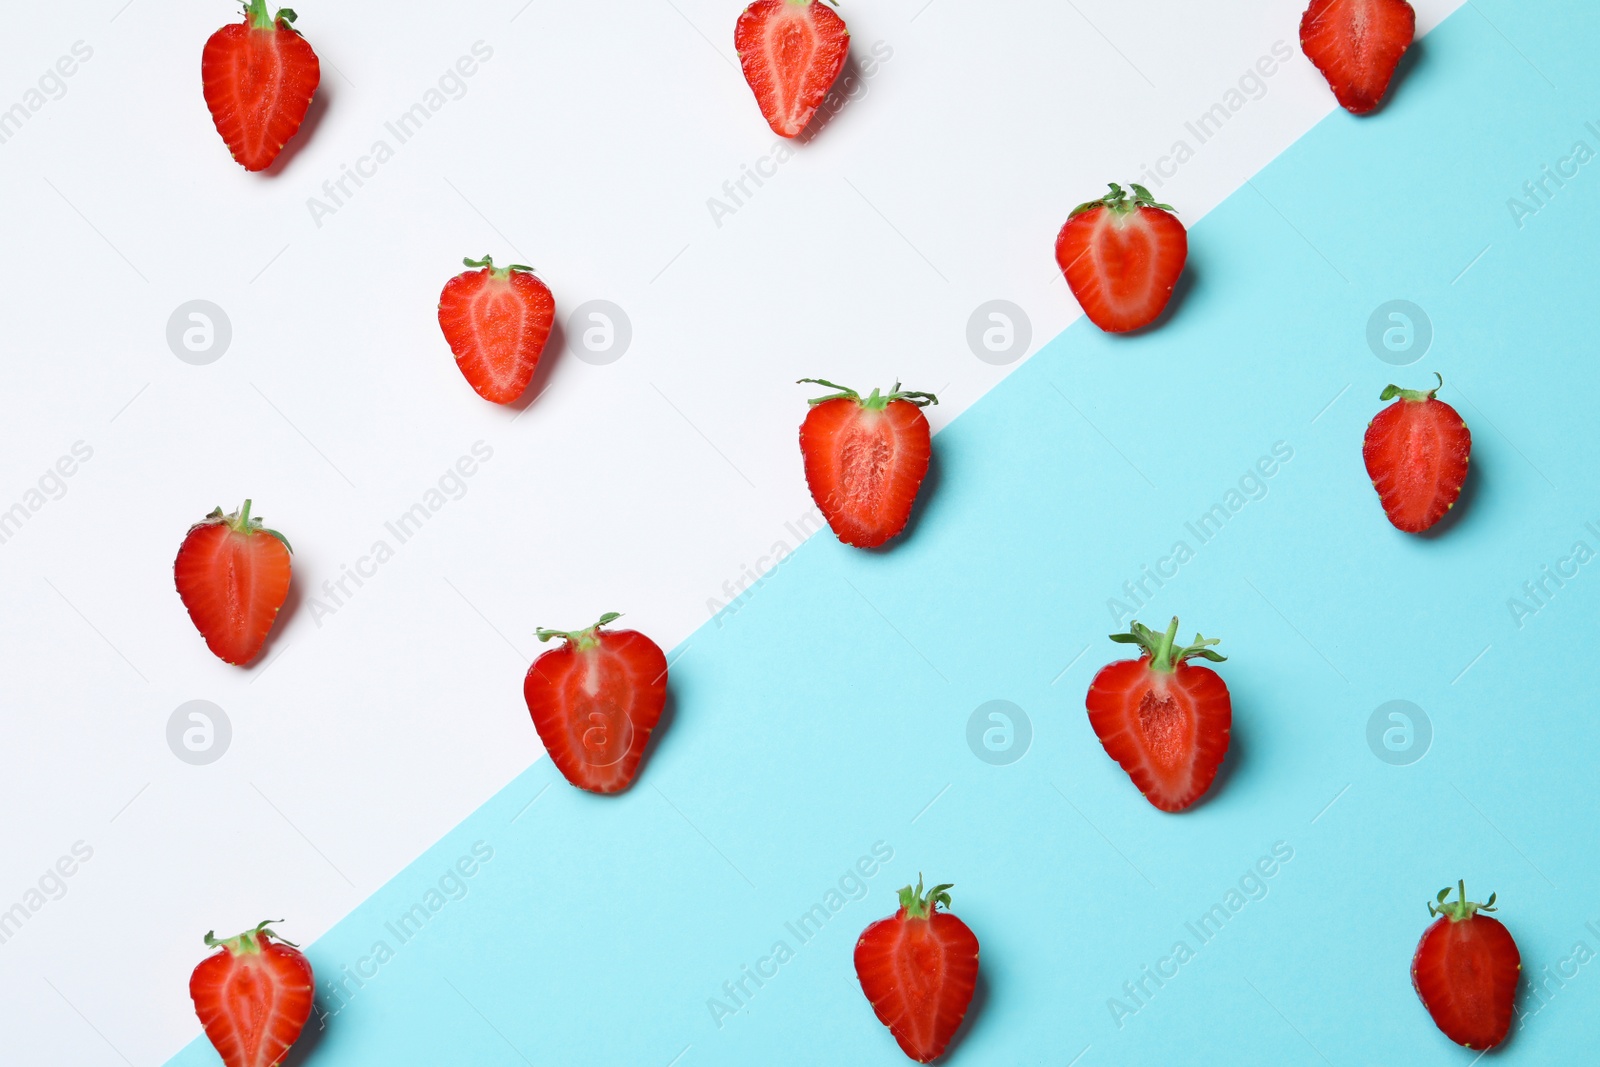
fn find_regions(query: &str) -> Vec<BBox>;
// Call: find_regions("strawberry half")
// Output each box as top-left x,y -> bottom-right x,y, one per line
1085,617 -> 1232,813
437,255 -> 557,405
523,613 -> 668,794
1055,183 -> 1188,333
735,0 -> 850,138
190,921 -> 314,1067
1362,374 -> 1471,534
201,0 -> 321,172
1412,882 -> 1521,1051
1300,0 -> 1416,115
174,500 -> 292,666
798,379 -> 937,549
854,877 -> 980,1064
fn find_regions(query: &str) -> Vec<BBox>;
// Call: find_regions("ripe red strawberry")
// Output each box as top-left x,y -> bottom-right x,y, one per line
735,0 -> 850,138
1412,882 -> 1521,1051
798,379 -> 937,549
1362,374 -> 1471,533
190,921 -> 314,1067
1055,183 -> 1188,333
1085,617 -> 1231,813
174,500 -> 292,666
524,613 -> 668,794
437,255 -> 557,405
201,1 -> 321,172
854,877 -> 980,1064
1300,0 -> 1416,114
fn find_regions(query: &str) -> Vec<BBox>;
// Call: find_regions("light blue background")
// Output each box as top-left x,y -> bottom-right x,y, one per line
171,3 -> 1600,1063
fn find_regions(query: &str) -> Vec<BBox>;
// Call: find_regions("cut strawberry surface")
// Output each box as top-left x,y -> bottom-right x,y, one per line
1412,882 -> 1521,1050
1055,183 -> 1188,333
524,613 -> 668,794
202,0 -> 321,171
438,255 -> 557,405
1300,0 -> 1416,114
174,500 -> 293,667
190,921 -> 314,1067
855,878 -> 980,1063
798,379 -> 937,549
1085,618 -> 1232,812
1362,374 -> 1471,533
735,0 -> 850,138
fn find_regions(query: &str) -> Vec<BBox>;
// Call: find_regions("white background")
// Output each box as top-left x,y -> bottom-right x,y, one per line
0,1 -> 1462,1062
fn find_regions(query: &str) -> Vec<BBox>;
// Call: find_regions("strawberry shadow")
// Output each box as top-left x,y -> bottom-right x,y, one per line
796,51 -> 866,144
939,968 -> 989,1060
1415,449 -> 1479,541
261,79 -> 334,178
866,445 -> 942,555
281,1004 -> 330,1065
502,317 -> 566,418
1200,729 -> 1246,810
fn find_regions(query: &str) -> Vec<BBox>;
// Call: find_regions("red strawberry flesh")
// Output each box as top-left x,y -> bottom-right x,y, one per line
190,921 -> 314,1067
1300,0 -> 1416,114
1056,184 -> 1188,333
201,0 -> 321,172
735,0 -> 850,138
1411,882 -> 1520,1050
855,879 -> 980,1063
1085,617 -> 1231,812
1362,376 -> 1471,533
523,613 -> 668,794
798,380 -> 937,549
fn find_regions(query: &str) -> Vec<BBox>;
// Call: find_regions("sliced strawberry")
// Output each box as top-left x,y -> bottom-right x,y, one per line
201,0 -> 321,172
190,921 -> 315,1067
1412,882 -> 1521,1050
523,613 -> 668,794
855,877 -> 980,1063
437,255 -> 556,405
1300,0 -> 1416,114
1055,183 -> 1188,333
1362,374 -> 1471,533
174,500 -> 292,667
798,379 -> 937,549
1085,617 -> 1231,813
735,0 -> 850,138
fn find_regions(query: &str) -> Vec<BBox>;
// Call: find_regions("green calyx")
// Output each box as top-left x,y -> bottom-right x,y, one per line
207,499 -> 293,553
897,875 -> 953,920
463,255 -> 536,280
244,0 -> 297,30
203,919 -> 296,954
1428,880 -> 1497,922
1070,182 -> 1175,219
537,612 -> 622,650
1380,372 -> 1443,404
1109,617 -> 1224,673
797,379 -> 939,411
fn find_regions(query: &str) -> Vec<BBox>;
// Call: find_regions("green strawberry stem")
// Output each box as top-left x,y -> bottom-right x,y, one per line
204,919 -> 296,953
897,875 -> 953,920
1109,617 -> 1225,673
537,612 -> 622,650
1428,880 -> 1497,922
463,255 -> 535,279
244,0 -> 297,30
208,499 -> 293,553
1070,182 -> 1176,219
797,379 -> 939,410
1380,372 -> 1443,403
